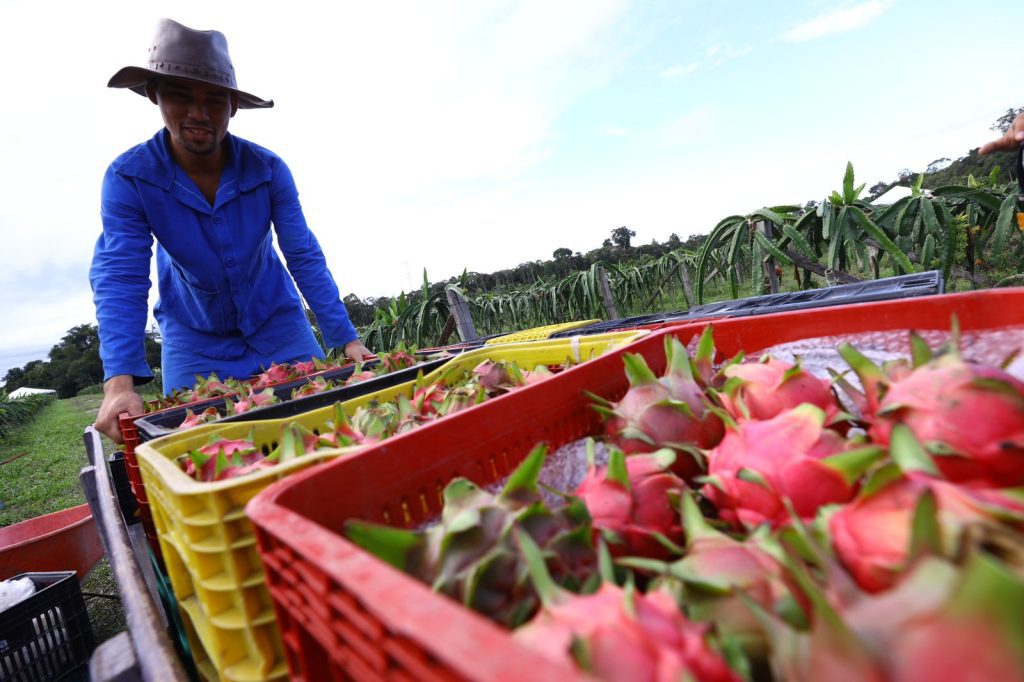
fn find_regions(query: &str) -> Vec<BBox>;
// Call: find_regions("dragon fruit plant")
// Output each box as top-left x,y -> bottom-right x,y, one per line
345,445 -> 597,628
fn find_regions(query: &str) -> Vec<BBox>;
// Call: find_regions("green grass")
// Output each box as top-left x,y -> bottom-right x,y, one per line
0,396 -> 127,643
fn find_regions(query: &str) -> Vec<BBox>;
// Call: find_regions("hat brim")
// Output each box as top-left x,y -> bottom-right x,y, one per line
107,66 -> 274,109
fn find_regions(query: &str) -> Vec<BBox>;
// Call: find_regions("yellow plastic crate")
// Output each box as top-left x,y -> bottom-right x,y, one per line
136,329 -> 646,681
483,319 -> 600,345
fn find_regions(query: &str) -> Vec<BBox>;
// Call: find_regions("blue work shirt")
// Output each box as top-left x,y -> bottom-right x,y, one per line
90,129 -> 359,383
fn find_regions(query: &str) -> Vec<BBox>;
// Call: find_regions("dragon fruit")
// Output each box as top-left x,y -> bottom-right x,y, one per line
760,553 -> 1024,682
574,444 -> 684,560
718,355 -> 842,424
225,387 -> 279,415
591,333 -> 724,481
290,376 -> 336,399
412,380 -> 447,416
252,362 -> 300,390
830,430 -> 1024,594
177,406 -> 220,429
513,531 -> 740,682
345,366 -> 378,385
182,433 -> 263,482
344,445 -> 596,628
704,404 -> 883,529
624,492 -> 809,658
379,343 -> 418,373
190,372 -> 232,399
840,331 -> 1024,487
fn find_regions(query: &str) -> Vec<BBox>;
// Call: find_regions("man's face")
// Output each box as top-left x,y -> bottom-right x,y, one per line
148,78 -> 238,157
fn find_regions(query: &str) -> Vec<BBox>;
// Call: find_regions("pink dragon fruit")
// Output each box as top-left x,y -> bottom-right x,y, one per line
290,376 -> 335,399
345,367 -> 378,385
514,531 -> 740,682
718,355 -> 842,423
182,434 -> 263,482
704,404 -> 883,529
379,344 -> 418,373
623,492 -> 811,658
226,387 -> 279,415
591,333 -> 724,481
574,445 -> 685,560
412,381 -> 447,416
840,332 -> 1024,487
252,362 -> 300,390
830,472 -> 1024,593
177,406 -> 220,429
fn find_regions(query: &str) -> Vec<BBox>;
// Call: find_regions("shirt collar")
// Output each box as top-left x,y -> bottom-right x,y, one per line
116,129 -> 272,192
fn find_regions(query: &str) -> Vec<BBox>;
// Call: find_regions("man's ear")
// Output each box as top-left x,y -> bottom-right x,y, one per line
230,93 -> 239,118
145,79 -> 159,105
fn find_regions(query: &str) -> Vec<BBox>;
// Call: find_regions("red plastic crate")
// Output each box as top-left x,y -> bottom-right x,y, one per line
118,412 -> 164,569
247,289 -> 1024,681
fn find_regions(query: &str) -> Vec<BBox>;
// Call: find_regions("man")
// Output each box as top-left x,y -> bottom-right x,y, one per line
91,19 -> 370,443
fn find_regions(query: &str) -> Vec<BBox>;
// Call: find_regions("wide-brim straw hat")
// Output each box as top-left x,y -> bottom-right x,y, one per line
107,18 -> 273,109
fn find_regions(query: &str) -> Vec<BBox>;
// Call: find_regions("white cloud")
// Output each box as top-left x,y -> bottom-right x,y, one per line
661,62 -> 698,78
783,0 -> 893,43
602,124 -> 630,136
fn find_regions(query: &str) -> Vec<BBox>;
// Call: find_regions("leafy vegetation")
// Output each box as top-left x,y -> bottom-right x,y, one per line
0,391 -> 55,439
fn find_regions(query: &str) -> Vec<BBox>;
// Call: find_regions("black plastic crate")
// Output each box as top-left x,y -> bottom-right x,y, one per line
0,572 -> 96,681
133,356 -> 452,440
107,451 -> 139,526
683,270 -> 943,319
551,271 -> 943,337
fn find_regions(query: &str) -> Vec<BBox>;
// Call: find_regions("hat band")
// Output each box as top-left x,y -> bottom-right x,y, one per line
147,60 -> 235,88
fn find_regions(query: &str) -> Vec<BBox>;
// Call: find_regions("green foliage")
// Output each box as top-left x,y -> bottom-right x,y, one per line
4,324 -> 162,399
0,390 -> 56,439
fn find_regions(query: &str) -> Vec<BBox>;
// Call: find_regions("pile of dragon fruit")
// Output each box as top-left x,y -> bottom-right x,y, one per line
177,359 -> 558,482
345,327 -> 1024,681
166,346 -> 426,429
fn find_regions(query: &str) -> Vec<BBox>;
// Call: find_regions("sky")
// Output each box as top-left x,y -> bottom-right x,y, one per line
1,0 -> 1022,378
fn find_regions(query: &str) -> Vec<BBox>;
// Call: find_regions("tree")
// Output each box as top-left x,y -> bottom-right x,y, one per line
666,233 -> 682,249
610,226 -> 636,249
990,106 -> 1024,134
552,247 -> 573,260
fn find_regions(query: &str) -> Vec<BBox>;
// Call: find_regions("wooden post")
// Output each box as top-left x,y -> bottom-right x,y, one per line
445,289 -> 479,342
597,266 -> 619,319
679,264 -> 695,308
757,221 -> 779,294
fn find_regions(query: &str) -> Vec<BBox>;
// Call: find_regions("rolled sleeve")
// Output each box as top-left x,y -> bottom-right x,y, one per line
269,161 -> 359,349
91,166 -> 155,382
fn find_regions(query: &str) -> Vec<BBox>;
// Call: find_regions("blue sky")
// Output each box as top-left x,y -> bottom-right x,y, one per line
1,0 -> 1021,379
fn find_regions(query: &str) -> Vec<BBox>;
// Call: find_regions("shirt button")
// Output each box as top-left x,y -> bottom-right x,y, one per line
225,258 -> 236,267
213,217 -> 223,225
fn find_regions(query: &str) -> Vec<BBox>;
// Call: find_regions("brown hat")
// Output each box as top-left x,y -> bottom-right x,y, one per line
108,18 -> 273,109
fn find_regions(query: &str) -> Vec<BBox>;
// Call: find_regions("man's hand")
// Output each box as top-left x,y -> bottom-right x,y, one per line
980,112 -> 1024,155
95,375 -> 144,444
343,339 -> 372,364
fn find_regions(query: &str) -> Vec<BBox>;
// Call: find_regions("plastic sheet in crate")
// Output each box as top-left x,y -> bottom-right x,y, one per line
246,288 -> 1024,681
0,571 -> 96,681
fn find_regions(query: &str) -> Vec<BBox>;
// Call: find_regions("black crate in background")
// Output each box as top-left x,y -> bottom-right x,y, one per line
551,271 -> 944,338
0,572 -> 96,681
